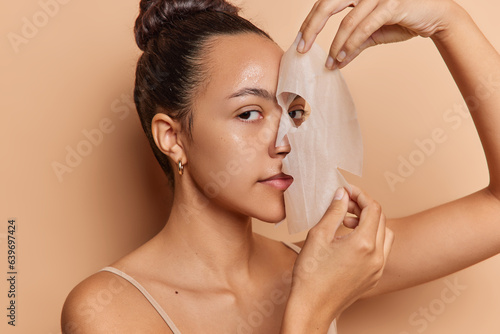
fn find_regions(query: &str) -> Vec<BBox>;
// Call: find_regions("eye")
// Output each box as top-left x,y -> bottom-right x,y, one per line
238,110 -> 263,122
288,109 -> 305,120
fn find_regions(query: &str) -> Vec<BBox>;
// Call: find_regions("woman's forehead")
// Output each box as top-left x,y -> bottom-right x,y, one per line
204,33 -> 283,95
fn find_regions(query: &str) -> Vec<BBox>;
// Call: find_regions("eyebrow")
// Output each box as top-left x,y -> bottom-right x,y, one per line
228,87 -> 277,102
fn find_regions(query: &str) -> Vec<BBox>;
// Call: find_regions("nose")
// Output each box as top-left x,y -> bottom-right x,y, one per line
273,133 -> 291,156
270,107 -> 291,157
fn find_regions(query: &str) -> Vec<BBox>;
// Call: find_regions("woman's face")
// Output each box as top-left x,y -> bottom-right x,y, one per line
183,33 -> 307,223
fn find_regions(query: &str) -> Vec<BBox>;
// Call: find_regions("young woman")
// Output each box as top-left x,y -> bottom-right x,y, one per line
61,0 -> 500,333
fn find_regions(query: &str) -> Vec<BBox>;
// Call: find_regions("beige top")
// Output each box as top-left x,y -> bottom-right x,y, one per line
99,241 -> 337,333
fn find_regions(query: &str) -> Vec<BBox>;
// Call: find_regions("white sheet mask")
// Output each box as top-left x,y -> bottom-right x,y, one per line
275,35 -> 363,234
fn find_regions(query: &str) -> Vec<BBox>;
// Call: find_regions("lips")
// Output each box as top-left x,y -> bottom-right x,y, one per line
260,172 -> 293,182
258,172 -> 294,191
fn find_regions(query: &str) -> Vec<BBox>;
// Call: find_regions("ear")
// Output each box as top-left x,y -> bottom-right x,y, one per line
151,113 -> 186,165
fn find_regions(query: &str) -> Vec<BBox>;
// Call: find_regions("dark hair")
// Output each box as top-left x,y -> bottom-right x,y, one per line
133,0 -> 272,189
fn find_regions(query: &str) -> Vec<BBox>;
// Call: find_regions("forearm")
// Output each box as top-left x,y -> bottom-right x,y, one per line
361,6 -> 500,298
362,188 -> 500,298
431,3 -> 500,196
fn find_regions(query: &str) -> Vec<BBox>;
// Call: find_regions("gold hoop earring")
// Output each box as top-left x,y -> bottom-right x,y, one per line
178,160 -> 184,176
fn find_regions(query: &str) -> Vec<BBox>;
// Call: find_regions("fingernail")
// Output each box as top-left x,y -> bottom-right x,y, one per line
336,50 -> 346,62
326,56 -> 334,69
297,38 -> 305,53
295,32 -> 305,52
294,31 -> 302,44
334,187 -> 345,200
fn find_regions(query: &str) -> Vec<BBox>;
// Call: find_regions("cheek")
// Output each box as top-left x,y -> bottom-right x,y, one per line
188,122 -> 263,195
187,121 -> 286,222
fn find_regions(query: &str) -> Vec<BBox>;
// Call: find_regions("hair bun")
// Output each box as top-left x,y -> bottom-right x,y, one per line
134,0 -> 240,51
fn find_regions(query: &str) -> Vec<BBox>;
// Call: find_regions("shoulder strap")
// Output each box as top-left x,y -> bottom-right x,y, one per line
99,266 -> 182,334
328,319 -> 338,334
281,241 -> 302,254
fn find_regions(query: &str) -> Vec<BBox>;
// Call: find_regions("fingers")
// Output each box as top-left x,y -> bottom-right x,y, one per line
342,194 -> 363,229
314,183 -> 385,247
298,0 -> 359,54
330,3 -> 396,69
343,215 -> 359,229
313,187 -> 349,239
334,35 -> 376,69
327,0 -> 378,65
356,197 -> 383,239
335,24 -> 419,69
349,183 -> 375,211
348,197 -> 362,217
347,184 -> 385,244
299,0 -> 405,70
330,3 -> 388,62
297,1 -> 321,53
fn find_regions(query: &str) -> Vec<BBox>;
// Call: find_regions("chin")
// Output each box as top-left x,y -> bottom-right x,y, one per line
246,189 -> 287,223
255,206 -> 286,224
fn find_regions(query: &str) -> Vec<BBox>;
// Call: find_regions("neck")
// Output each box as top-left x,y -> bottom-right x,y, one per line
155,178 -> 257,287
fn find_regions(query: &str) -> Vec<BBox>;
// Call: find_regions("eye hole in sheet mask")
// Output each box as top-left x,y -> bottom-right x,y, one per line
287,95 -> 311,127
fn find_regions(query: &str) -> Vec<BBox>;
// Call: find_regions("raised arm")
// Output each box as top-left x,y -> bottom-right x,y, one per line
298,0 -> 500,297
364,4 -> 500,297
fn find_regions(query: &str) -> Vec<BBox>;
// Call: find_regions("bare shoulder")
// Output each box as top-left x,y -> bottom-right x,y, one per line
61,270 -> 131,333
61,270 -> 165,333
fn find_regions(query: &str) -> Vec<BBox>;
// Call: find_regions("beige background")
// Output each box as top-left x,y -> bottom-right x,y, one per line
1,0 -> 499,333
